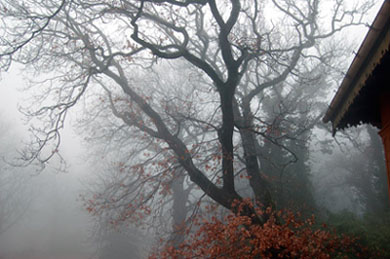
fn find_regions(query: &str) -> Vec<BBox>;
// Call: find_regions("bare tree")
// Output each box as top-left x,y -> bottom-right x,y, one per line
80,64 -> 202,249
0,0 -> 376,227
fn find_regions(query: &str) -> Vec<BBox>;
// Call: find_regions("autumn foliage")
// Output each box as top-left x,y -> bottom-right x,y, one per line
152,200 -> 364,259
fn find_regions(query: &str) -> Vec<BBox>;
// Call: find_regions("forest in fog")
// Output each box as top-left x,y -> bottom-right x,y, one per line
0,0 -> 389,258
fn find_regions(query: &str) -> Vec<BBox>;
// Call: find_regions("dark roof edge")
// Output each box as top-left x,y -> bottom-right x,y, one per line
323,0 -> 390,125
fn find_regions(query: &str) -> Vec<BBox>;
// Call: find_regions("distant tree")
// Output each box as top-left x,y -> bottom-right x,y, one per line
0,167 -> 30,235
315,125 -> 389,216
252,75 -> 327,212
93,222 -> 146,259
347,126 -> 389,216
0,115 -> 32,236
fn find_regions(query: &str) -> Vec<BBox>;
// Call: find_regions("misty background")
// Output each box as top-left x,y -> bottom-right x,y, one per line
0,66 -> 95,256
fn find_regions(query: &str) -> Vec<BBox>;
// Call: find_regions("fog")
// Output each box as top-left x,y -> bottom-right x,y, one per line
0,67 -> 94,257
0,1 -> 388,258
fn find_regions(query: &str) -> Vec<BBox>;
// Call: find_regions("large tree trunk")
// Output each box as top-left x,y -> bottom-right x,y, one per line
169,171 -> 188,249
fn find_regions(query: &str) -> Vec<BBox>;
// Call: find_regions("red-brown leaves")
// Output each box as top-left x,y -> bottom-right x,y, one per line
153,200 -> 361,259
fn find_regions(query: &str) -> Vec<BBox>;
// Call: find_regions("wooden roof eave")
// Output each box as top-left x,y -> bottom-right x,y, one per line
323,1 -> 390,135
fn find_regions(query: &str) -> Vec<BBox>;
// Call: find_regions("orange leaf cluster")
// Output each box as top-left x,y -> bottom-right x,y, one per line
153,201 -> 362,259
